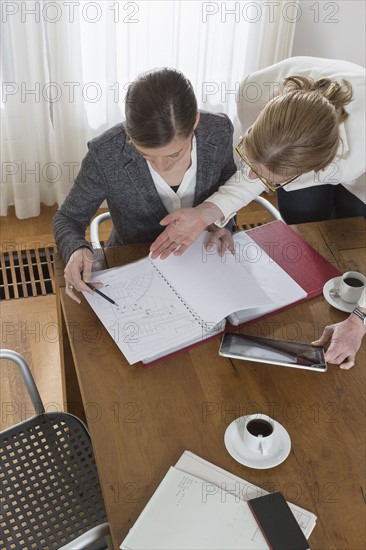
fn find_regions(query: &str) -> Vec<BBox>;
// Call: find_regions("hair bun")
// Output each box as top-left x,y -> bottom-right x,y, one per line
282,75 -> 353,123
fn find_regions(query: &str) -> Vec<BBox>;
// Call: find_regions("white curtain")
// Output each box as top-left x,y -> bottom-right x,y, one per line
256,0 -> 299,69
1,0 -> 298,218
1,7 -> 55,217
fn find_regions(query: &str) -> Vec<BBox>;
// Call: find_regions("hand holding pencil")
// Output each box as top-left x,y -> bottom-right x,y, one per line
85,282 -> 120,308
64,248 -> 104,305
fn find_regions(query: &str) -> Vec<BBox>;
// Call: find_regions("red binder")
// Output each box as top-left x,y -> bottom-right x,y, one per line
142,221 -> 340,365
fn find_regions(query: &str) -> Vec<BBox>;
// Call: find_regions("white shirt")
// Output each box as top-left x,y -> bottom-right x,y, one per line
208,57 -> 366,225
147,136 -> 197,213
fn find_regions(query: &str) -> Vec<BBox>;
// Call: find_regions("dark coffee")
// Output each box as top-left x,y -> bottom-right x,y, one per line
247,419 -> 273,437
344,277 -> 364,288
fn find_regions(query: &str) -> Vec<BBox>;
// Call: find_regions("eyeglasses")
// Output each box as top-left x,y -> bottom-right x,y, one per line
235,137 -> 299,193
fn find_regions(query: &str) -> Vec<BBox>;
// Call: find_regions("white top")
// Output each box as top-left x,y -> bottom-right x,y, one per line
147,136 -> 197,213
208,56 -> 366,224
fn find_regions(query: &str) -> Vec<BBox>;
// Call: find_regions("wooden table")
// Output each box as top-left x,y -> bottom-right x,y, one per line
55,218 -> 365,550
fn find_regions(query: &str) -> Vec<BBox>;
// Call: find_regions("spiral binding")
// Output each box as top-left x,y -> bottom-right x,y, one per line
148,258 -> 210,331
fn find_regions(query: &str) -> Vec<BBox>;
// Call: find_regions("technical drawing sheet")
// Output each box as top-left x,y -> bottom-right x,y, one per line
83,257 -> 213,364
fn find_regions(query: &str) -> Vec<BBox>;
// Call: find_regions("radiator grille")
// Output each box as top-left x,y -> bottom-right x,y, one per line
0,247 -> 56,300
237,222 -> 266,231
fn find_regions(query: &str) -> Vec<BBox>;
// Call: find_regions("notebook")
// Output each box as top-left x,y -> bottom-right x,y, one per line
83,231 -> 274,364
120,466 -> 269,550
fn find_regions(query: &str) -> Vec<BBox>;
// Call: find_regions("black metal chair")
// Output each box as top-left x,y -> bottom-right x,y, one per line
0,349 -> 111,550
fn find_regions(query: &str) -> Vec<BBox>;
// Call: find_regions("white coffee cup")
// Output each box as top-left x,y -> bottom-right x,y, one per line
332,271 -> 366,304
242,414 -> 276,456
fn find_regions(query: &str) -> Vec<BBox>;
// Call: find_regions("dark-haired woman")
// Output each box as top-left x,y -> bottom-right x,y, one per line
52,68 -> 237,303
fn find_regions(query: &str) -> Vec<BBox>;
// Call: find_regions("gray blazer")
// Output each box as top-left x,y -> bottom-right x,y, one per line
53,111 -> 237,262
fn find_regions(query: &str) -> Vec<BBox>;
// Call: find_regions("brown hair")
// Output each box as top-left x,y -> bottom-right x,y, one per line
124,68 -> 198,148
244,76 -> 353,177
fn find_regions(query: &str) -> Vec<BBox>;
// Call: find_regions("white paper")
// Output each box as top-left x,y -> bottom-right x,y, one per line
120,467 -> 269,550
175,451 -> 317,538
228,232 -> 307,325
151,231 -> 272,323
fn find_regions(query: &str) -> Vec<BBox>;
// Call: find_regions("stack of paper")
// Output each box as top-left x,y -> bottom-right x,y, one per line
120,451 -> 316,549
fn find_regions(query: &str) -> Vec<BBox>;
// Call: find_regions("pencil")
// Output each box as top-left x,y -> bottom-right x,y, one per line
85,282 -> 119,308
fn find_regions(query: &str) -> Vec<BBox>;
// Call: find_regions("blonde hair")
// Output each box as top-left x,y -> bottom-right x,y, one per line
244,76 -> 353,177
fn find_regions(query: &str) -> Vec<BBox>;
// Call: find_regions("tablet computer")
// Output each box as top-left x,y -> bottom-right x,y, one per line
219,333 -> 327,372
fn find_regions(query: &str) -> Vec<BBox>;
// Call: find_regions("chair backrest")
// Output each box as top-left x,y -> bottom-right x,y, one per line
0,350 -> 109,550
90,212 -> 112,249
253,195 -> 283,221
89,198 -> 283,250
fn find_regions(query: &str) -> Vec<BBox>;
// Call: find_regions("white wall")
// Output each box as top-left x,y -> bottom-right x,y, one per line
292,0 -> 365,67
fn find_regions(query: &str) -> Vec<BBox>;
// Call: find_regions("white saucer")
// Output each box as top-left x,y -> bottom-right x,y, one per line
224,417 -> 291,469
323,276 -> 357,313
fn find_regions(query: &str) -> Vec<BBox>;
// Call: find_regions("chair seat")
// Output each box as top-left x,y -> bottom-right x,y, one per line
1,412 -> 107,550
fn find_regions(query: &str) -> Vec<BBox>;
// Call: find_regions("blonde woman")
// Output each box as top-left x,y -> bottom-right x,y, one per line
150,57 -> 365,368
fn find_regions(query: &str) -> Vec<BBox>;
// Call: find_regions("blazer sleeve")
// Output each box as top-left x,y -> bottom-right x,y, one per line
52,146 -> 107,263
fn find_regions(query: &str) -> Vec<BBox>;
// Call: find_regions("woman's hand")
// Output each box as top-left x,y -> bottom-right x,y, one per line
64,247 -> 102,304
150,203 -> 224,259
312,314 -> 366,369
205,225 -> 235,257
